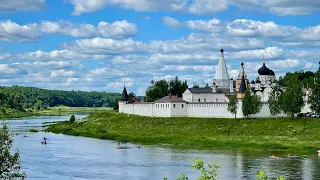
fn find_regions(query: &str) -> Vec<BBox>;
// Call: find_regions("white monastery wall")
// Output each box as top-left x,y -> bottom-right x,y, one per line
186,103 -> 234,118
170,103 -> 187,117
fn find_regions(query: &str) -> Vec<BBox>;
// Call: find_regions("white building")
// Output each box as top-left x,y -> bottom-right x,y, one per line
119,49 -> 313,118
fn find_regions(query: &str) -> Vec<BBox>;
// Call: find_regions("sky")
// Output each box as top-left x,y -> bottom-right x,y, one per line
0,0 -> 320,95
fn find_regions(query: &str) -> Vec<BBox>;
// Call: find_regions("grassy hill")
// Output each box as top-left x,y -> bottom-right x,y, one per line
46,111 -> 320,153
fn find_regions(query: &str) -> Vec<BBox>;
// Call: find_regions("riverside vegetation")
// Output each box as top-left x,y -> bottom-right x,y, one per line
46,111 -> 320,153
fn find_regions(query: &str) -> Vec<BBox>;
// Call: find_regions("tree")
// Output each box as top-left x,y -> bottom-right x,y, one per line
309,65 -> 320,114
204,83 -> 210,88
0,121 -> 26,179
144,77 -> 188,102
227,95 -> 238,118
268,83 -> 283,118
113,98 -> 119,110
128,92 -> 136,102
192,84 -> 200,88
168,76 -> 188,97
242,90 -> 262,118
280,76 -> 304,118
69,115 -> 76,123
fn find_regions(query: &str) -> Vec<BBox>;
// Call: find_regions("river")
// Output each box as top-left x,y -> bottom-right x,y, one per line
5,115 -> 320,180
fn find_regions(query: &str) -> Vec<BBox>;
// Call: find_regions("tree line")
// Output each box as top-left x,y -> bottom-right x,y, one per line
0,86 -> 121,112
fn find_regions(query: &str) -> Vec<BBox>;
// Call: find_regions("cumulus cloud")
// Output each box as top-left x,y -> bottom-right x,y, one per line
67,0 -> 320,16
0,20 -> 137,42
0,20 -> 42,42
0,0 -> 46,12
149,33 -> 264,53
163,16 -> 222,32
62,38 -> 147,54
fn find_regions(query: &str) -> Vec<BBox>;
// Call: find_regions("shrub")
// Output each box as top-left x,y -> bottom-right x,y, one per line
69,115 -> 76,123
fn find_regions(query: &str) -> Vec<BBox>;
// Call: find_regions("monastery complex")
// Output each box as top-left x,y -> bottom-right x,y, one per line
119,49 -> 313,118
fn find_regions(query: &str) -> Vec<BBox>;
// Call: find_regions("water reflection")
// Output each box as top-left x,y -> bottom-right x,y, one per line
4,115 -> 320,180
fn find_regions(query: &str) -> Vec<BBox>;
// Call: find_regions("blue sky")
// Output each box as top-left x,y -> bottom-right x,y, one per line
0,0 -> 320,95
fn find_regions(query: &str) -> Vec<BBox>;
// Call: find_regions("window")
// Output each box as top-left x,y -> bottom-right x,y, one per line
173,104 -> 176,108
204,98 -> 206,102
198,98 -> 201,102
182,104 -> 184,108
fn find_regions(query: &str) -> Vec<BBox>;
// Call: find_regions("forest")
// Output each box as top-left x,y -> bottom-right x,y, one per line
0,85 -> 121,112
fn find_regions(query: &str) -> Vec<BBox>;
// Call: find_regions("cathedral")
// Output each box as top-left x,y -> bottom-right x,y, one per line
118,49 -> 312,118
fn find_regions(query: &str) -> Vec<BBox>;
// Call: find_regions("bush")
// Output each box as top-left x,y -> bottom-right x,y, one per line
69,115 -> 76,123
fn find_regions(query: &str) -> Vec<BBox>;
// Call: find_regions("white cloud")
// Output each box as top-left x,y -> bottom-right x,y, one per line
263,0 -> 320,16
162,16 -> 182,28
63,38 -> 147,54
16,50 -> 108,61
0,20 -> 42,42
50,70 -> 76,77
67,0 -> 320,16
0,64 -> 19,74
0,20 -> 137,42
0,0 -> 46,12
68,0 -> 187,15
149,33 -> 264,53
163,16 -> 222,32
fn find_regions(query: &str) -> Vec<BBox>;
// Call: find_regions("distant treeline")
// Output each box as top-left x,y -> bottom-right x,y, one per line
0,86 -> 121,111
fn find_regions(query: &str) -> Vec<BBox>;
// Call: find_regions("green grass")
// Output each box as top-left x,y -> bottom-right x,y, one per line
29,129 -> 39,132
0,106 -> 112,119
46,111 -> 320,153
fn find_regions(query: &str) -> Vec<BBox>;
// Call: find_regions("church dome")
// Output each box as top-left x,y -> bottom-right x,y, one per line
151,79 -> 154,84
269,70 -> 275,76
258,62 -> 270,75
251,80 -> 255,84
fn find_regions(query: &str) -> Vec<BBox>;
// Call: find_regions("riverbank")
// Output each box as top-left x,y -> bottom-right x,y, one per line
46,111 -> 320,153
1,106 -> 111,119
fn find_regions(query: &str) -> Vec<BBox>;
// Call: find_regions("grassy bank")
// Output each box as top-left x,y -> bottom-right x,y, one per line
46,111 -> 320,153
1,106 -> 112,119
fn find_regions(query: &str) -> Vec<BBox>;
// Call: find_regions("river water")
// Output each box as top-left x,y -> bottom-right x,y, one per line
5,115 -> 320,180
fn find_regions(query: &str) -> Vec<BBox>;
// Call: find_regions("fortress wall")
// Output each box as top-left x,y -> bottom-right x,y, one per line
186,103 -> 234,118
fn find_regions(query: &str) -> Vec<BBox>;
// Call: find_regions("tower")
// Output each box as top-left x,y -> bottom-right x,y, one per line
119,85 -> 130,113
213,49 -> 230,88
237,72 -> 247,99
236,62 -> 248,91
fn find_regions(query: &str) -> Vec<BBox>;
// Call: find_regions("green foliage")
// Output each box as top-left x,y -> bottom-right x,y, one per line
113,98 -> 119,110
192,84 -> 200,88
0,86 -> 120,113
69,115 -> 76,123
279,76 -> 304,118
191,158 -> 220,180
256,171 -> 268,180
242,90 -> 262,118
28,129 -> 39,132
168,77 -> 188,97
0,120 -> 26,179
268,83 -> 283,117
256,171 -> 286,180
204,83 -> 210,88
278,70 -> 316,89
144,77 -> 188,102
128,92 -> 136,101
309,66 -> 320,114
227,95 -> 238,118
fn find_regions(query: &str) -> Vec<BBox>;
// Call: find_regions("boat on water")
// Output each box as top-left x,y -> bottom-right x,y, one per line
269,155 -> 281,159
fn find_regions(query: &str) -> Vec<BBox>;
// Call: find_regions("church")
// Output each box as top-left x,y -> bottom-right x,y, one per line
118,49 -> 312,118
